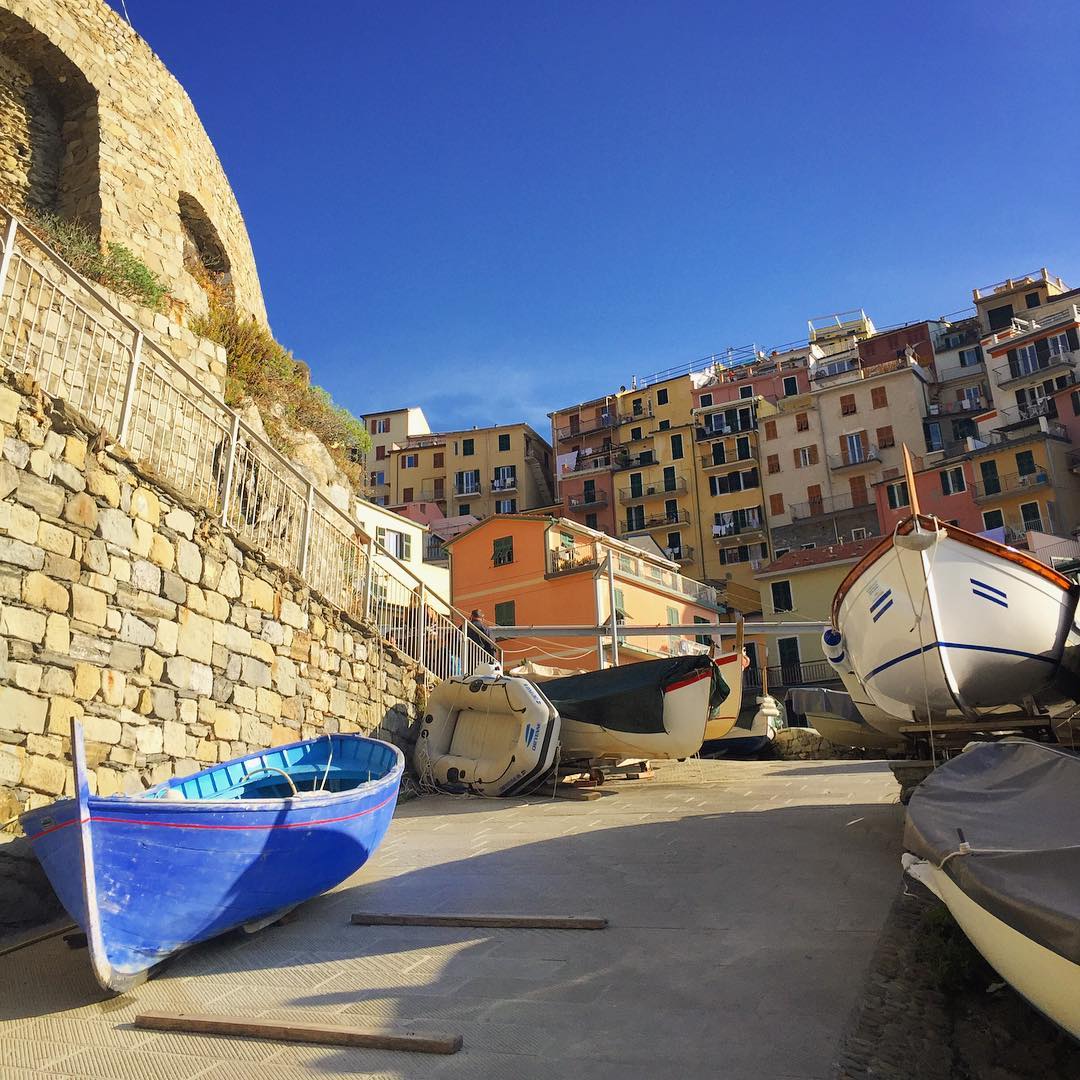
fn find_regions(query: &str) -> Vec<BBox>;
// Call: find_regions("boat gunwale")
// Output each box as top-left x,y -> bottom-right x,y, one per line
830,514 -> 1077,625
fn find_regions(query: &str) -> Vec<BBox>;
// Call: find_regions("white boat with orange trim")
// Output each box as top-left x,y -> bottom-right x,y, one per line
703,619 -> 747,742
824,512 -> 1080,726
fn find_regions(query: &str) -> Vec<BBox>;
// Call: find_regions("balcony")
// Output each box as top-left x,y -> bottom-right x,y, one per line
621,509 -> 691,536
454,482 -> 483,497
744,660 -> 838,692
994,400 -> 1058,431
490,476 -> 518,493
617,402 -> 654,425
567,490 -> 608,510
562,449 -> 618,474
619,477 -> 688,503
423,537 -> 447,563
972,469 -> 1050,502
994,350 -> 1078,389
700,451 -> 756,471
828,445 -> 881,471
935,360 -> 986,383
712,518 -> 766,544
548,544 -> 600,576
927,395 -> 987,416
973,269 -> 1065,301
934,326 -> 981,353
613,451 -> 657,472
664,545 -> 694,564
790,492 -> 874,520
556,413 -> 614,442
695,419 -> 757,441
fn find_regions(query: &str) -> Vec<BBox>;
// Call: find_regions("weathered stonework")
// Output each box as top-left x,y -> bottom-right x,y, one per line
0,0 -> 266,324
0,374 -> 425,930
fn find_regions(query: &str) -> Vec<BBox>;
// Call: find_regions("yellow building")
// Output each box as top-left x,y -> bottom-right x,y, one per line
361,406 -> 430,506
388,423 -> 554,521
752,537 -> 879,681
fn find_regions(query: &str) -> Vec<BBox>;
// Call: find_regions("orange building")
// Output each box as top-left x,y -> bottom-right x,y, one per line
444,514 -> 726,671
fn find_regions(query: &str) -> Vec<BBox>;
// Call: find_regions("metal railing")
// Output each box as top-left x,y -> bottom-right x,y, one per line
616,402 -> 654,424
619,477 -> 687,502
972,468 -> 1050,501
454,481 -> 483,496
490,475 -> 517,492
0,204 -> 498,678
789,492 -> 873,519
994,400 -> 1058,427
712,517 -> 764,539
556,413 -> 613,441
548,544 -> 600,575
620,508 -> 691,534
700,450 -> 754,470
563,448 -> 617,473
744,660 -> 837,691
567,490 -> 608,510
828,444 -> 881,471
994,350 -> 1078,386
695,418 -> 756,440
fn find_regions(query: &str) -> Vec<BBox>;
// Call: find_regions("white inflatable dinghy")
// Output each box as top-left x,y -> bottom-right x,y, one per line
414,664 -> 561,796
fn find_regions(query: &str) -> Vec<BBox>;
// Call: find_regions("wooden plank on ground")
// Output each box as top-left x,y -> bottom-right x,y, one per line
349,912 -> 608,930
132,1012 -> 462,1055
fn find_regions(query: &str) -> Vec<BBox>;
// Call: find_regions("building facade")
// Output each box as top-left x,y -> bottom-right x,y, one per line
362,406 -> 431,505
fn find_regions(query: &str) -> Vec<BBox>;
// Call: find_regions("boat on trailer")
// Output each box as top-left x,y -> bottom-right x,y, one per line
540,654 -> 723,764
21,720 -> 404,992
703,694 -> 784,756
904,740 -> 1080,1038
703,620 -> 747,742
825,511 -> 1080,728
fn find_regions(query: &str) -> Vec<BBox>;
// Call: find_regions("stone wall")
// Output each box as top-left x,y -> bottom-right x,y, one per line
0,371 -> 425,832
0,0 -> 266,324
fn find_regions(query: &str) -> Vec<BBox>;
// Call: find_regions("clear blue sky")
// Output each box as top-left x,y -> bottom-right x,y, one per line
114,1 -> 1080,436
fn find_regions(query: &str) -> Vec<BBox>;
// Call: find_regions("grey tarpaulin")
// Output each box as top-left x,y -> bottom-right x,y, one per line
786,687 -> 863,724
904,739 -> 1080,965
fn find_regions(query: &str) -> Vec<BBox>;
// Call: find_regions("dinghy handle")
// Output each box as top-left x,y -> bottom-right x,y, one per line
242,765 -> 299,796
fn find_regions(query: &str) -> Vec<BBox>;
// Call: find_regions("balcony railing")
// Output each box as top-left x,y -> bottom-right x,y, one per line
454,482 -> 483,497
695,419 -> 757,441
664,545 -> 694,563
617,402 -> 654,424
789,492 -> 873,520
621,509 -> 691,535
490,476 -> 518,492
935,360 -> 985,383
828,445 -> 881,471
927,395 -> 987,416
613,451 -> 657,471
994,350 -> 1078,387
973,268 -> 1064,301
712,518 -> 765,541
567,490 -> 608,510
934,326 -> 982,353
994,400 -> 1058,428
744,660 -> 838,691
563,449 -> 617,473
548,544 -> 600,575
700,451 -> 755,470
619,477 -> 688,503
556,414 -> 614,441
972,468 -> 1050,502
423,538 -> 447,562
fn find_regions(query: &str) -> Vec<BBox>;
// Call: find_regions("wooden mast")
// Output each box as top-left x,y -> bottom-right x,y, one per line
902,444 -> 921,517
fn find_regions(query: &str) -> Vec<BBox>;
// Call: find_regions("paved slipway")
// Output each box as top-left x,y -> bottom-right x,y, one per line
0,759 -> 902,1079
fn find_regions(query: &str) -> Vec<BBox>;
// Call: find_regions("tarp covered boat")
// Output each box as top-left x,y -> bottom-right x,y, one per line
542,654 -> 724,763
785,686 -> 905,751
21,721 -> 404,992
903,740 -> 1080,1037
703,694 -> 783,756
414,665 -> 560,796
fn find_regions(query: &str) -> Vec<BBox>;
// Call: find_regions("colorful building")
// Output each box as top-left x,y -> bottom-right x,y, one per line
361,406 -> 430,505
444,514 -> 724,671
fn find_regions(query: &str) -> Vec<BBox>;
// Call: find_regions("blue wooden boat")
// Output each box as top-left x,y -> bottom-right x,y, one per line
20,720 -> 404,992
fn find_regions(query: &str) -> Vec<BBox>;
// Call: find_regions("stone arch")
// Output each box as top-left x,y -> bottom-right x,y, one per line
178,191 -> 234,308
0,9 -> 99,229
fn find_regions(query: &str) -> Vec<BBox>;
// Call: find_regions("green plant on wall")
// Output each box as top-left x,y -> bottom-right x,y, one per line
23,210 -> 169,310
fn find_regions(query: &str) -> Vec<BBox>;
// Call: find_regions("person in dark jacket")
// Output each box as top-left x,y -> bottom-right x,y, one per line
467,608 -> 496,660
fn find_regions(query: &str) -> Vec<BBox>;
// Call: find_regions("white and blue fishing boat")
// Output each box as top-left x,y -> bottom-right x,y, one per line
21,720 -> 404,992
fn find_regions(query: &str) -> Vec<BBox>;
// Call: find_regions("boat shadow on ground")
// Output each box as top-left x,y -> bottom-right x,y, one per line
772,760 -> 901,777
0,798 -> 904,1078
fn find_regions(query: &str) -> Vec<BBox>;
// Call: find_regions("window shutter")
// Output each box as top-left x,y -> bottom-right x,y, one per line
839,436 -> 849,465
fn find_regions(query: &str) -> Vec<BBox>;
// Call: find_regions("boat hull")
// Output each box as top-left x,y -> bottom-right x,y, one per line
786,687 -> 905,750
830,521 -> 1080,723
703,650 -> 745,741
907,858 -> 1080,1038
22,729 -> 403,990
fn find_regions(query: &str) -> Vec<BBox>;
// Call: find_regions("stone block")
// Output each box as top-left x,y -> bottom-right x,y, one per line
204,590 -> 230,622
52,462 -> 85,492
161,571 -> 187,603
84,714 -> 122,745
37,522 -> 75,557
131,487 -> 160,525
131,559 -> 161,593
143,649 -> 164,682
23,754 -> 65,796
248,637 -> 275,664
162,720 -> 187,757
13,662 -> 42,692
218,559 -> 242,598
101,669 -> 126,707
240,715 -> 271,746
273,656 -> 297,697
61,492 -> 98,534
149,532 -> 175,569
195,739 -> 218,763
256,688 -> 282,718
3,503 -> 39,543
212,675 -> 233,703
0,605 -> 46,643
0,744 -> 23,784
86,468 -> 121,507
45,613 -> 70,653
47,697 -> 83,737
242,575 -> 275,613
49,554 -> 84,583
22,571 -> 69,613
270,723 -> 297,747
109,640 -> 143,671
233,685 -> 257,711
64,436 -> 87,470
83,538 -> 110,574
3,438 -> 27,470
0,686 -> 47,734
0,536 -> 45,570
261,619 -> 285,646
132,518 -> 153,557
16,472 -> 65,520
71,584 -> 107,627
186,584 -> 207,615
241,656 -> 272,689
97,508 -> 136,549
119,612 -> 156,647
69,633 -> 110,664
155,618 -> 179,655
151,687 -> 176,721
279,599 -> 306,629
135,724 -> 163,754
213,619 -> 251,655
28,448 -> 52,479
0,385 -> 18,424
201,557 -> 223,590
165,507 -> 196,539
175,537 -> 202,583
86,573 -> 117,595
74,663 -> 102,701
114,584 -> 176,620
165,655 -> 213,695
213,709 -> 241,740
41,666 -> 75,696
177,608 -> 214,664
109,745 -> 136,767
